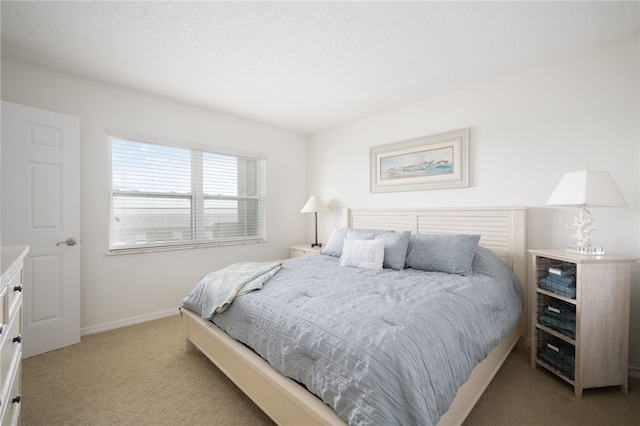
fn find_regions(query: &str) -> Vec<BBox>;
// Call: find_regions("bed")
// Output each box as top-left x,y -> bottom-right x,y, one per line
180,206 -> 527,425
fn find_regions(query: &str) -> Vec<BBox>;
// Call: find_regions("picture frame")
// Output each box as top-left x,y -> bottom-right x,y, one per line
370,128 -> 469,193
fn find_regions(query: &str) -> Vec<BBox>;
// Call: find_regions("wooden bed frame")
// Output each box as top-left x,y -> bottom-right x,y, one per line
181,206 -> 527,425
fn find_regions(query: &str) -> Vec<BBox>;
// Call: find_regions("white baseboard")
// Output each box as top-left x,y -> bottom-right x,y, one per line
81,308 -> 180,336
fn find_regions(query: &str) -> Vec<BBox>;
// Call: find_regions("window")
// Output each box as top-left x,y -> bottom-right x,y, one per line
109,134 -> 266,253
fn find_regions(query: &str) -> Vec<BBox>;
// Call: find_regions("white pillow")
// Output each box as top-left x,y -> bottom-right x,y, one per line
339,239 -> 385,270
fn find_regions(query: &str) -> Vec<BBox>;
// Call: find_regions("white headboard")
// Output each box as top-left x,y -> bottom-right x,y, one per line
342,206 -> 527,290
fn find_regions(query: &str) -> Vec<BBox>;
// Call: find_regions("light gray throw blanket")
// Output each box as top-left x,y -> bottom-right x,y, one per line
183,261 -> 282,319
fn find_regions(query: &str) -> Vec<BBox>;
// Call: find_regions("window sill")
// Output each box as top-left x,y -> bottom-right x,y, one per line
106,239 -> 267,255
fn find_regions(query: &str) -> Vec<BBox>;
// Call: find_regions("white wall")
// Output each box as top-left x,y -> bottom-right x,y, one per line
1,60 -> 309,331
308,36 -> 640,368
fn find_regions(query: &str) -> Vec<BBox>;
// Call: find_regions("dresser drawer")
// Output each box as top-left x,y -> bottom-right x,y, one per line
290,249 -> 318,258
289,245 -> 322,258
5,271 -> 22,320
0,309 -> 21,392
0,364 -> 20,426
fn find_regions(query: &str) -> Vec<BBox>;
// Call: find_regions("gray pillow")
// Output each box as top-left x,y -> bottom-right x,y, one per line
346,229 -> 377,240
377,230 -> 410,270
405,233 -> 481,275
320,227 -> 348,257
320,228 -> 402,262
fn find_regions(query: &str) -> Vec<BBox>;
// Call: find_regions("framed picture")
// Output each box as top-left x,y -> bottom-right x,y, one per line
370,128 -> 469,193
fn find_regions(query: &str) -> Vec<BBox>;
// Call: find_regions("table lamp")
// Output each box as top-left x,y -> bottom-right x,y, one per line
300,195 -> 329,248
546,168 -> 626,254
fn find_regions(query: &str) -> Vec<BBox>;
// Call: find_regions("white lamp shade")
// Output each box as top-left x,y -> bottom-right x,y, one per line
300,195 -> 329,213
546,170 -> 627,207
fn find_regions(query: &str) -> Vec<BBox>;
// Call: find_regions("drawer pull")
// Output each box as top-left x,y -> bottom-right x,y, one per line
12,335 -> 21,344
13,285 -> 22,293
11,395 -> 20,404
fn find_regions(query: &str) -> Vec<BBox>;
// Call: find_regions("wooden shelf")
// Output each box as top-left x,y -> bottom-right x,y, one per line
529,249 -> 637,398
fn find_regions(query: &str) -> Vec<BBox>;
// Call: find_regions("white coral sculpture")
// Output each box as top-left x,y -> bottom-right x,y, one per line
568,209 -> 595,248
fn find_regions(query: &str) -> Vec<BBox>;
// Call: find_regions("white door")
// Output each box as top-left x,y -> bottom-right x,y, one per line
1,101 -> 81,358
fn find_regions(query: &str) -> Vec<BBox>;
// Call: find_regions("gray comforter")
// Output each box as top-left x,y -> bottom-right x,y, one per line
182,247 -> 522,425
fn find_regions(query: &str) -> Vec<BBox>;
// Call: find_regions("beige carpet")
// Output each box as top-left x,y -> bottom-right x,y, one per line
22,314 -> 640,425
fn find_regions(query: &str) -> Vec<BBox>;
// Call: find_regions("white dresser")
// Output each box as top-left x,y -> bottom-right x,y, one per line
0,246 -> 28,426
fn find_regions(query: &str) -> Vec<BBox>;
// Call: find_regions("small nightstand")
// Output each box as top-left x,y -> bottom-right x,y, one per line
529,248 -> 637,397
290,244 -> 322,258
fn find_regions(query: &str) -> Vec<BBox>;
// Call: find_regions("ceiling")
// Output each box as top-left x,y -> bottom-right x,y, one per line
2,1 -> 638,135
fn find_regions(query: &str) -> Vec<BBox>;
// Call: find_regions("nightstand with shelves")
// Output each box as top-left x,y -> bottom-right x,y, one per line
289,244 -> 322,258
529,249 -> 637,397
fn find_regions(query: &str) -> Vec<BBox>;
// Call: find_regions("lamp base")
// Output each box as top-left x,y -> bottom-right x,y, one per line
566,245 -> 605,255
311,242 -> 322,248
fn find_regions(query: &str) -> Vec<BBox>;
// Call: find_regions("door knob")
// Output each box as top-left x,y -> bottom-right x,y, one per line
56,238 -> 78,246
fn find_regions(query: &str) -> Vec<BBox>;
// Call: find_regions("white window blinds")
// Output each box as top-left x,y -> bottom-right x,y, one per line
109,136 -> 266,253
